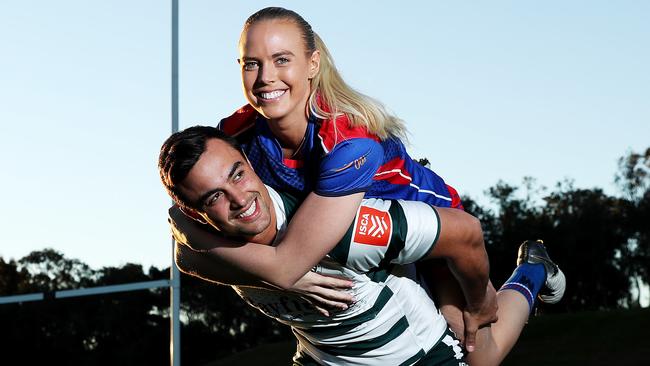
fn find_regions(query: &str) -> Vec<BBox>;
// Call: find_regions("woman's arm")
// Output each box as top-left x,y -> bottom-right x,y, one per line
200,192 -> 365,289
170,192 -> 365,289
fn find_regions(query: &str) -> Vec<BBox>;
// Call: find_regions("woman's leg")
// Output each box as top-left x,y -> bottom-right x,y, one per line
430,240 -> 565,366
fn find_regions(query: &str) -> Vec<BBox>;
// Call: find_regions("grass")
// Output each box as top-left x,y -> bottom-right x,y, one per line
502,307 -> 650,365
207,308 -> 650,365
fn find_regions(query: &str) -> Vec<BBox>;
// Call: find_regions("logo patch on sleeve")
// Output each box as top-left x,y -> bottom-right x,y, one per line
354,206 -> 391,246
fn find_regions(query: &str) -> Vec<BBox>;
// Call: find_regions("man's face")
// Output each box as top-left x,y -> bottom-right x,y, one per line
177,138 -> 274,243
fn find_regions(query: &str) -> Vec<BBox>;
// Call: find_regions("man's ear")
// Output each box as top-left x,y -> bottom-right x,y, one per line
179,206 -> 208,225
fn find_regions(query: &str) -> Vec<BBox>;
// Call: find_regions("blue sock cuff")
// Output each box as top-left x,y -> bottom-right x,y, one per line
499,263 -> 546,312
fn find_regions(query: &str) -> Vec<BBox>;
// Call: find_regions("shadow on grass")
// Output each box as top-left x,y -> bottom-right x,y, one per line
206,308 -> 650,366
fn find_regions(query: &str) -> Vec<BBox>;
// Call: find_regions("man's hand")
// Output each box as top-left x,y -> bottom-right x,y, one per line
169,205 -> 225,251
462,281 -> 498,352
288,271 -> 355,317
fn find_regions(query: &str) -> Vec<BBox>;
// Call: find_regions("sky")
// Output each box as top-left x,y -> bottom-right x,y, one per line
0,1 -> 648,271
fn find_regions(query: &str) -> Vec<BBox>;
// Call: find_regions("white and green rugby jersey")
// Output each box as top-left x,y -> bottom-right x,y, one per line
234,186 -> 448,365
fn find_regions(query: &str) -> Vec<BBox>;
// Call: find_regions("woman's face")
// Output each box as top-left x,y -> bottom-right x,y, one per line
238,19 -> 319,125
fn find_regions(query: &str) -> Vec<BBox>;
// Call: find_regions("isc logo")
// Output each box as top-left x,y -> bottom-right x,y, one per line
354,206 -> 391,246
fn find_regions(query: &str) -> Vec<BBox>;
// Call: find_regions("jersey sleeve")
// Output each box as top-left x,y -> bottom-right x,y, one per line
392,200 -> 440,263
217,104 -> 257,138
314,138 -> 384,197
327,198 -> 440,273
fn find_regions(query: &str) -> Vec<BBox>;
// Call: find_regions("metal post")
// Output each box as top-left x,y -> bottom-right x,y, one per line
170,0 -> 181,365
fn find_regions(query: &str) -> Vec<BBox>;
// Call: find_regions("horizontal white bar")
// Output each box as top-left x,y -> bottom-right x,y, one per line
0,279 -> 171,305
56,279 -> 172,298
0,293 -> 45,304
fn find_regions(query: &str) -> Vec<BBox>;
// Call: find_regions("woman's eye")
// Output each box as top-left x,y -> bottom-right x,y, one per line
234,171 -> 244,181
276,57 -> 289,65
243,61 -> 258,71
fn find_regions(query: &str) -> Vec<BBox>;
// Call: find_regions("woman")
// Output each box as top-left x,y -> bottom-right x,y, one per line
173,6 -> 564,365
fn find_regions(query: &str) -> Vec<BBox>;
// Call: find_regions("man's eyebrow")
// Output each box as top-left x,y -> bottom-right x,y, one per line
196,161 -> 243,207
228,161 -> 243,180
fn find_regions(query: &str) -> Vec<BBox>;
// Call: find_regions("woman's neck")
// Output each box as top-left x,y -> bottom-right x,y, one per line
267,116 -> 309,159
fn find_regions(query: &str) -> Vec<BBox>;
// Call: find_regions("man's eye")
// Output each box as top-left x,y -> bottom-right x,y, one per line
234,171 -> 244,181
243,61 -> 258,71
205,193 -> 221,207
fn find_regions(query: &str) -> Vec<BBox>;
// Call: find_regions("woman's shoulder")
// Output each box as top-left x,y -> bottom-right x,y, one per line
316,113 -> 381,153
218,104 -> 259,137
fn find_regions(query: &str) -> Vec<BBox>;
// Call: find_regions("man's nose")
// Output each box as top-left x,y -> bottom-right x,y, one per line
227,189 -> 248,209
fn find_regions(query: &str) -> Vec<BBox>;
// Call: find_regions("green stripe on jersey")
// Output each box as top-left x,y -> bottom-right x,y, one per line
366,266 -> 393,283
364,201 -> 408,283
316,315 -> 410,357
300,286 -> 393,337
418,206 -> 441,262
328,223 -> 353,265
277,190 -> 302,221
400,349 -> 426,366
381,201 -> 408,266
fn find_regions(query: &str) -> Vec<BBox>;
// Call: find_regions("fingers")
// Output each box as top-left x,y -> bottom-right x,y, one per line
301,272 -> 353,292
306,272 -> 353,289
313,305 -> 330,317
293,272 -> 355,314
322,276 -> 354,290
464,317 -> 478,352
306,283 -> 355,304
305,292 -> 351,311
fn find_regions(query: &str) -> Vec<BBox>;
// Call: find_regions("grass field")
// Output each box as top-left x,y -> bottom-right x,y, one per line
208,308 -> 650,365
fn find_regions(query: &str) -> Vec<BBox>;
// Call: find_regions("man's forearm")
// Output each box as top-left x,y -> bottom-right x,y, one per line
428,207 -> 491,309
447,244 -> 490,310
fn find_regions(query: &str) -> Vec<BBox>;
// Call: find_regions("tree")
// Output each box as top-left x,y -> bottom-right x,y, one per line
614,147 -> 650,307
543,186 -> 631,311
615,147 -> 650,202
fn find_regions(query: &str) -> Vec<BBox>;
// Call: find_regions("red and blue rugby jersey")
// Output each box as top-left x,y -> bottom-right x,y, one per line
217,105 -> 463,209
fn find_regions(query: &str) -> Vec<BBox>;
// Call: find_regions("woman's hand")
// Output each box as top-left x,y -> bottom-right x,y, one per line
289,271 -> 356,316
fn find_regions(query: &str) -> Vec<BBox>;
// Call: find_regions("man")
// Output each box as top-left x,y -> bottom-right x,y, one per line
159,126 -> 565,365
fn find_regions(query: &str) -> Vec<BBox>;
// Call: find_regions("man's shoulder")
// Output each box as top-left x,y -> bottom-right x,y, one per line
267,185 -> 302,221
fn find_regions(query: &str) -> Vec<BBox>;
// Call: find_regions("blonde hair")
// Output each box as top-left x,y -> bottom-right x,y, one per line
243,7 -> 408,141
308,34 -> 407,141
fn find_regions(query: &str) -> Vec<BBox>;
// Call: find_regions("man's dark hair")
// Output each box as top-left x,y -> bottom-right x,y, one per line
158,126 -> 244,210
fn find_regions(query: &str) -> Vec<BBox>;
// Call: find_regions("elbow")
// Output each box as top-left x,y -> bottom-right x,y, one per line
464,215 -> 489,273
466,214 -> 484,250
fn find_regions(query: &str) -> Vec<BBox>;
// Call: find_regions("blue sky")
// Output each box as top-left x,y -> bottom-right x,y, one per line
1,1 -> 648,269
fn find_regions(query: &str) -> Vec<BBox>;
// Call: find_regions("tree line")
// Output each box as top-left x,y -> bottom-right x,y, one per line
1,148 -> 648,365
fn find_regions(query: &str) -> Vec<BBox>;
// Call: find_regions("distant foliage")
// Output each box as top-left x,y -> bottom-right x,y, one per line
0,250 -> 290,365
461,147 -> 650,311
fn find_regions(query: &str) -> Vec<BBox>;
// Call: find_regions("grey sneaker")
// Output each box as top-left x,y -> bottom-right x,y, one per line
517,240 -> 566,304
